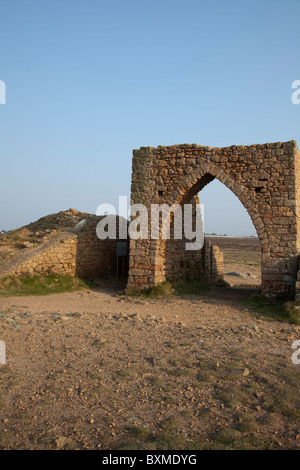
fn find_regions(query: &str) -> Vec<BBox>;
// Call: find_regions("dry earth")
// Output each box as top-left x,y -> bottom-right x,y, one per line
0,282 -> 299,450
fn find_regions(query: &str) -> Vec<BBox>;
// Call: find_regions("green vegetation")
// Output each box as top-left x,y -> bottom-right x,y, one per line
119,426 -> 273,451
171,277 -> 210,295
241,292 -> 300,325
115,367 -> 138,381
147,376 -> 163,387
143,281 -> 175,298
0,274 -> 93,297
124,425 -> 152,441
127,277 -> 210,298
160,416 -> 180,432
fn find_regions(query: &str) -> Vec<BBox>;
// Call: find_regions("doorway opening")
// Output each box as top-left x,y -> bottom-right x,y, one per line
199,178 -> 261,290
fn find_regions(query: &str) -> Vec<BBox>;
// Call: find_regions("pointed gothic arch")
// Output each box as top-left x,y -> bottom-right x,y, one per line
128,141 -> 300,298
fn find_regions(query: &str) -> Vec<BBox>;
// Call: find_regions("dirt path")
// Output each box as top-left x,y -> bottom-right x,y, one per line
0,286 -> 299,450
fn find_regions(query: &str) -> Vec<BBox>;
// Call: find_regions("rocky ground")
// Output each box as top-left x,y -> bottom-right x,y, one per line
0,283 -> 299,450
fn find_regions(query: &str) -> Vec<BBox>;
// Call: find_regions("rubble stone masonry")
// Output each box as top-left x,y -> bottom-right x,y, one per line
0,217 -> 126,281
127,140 -> 300,298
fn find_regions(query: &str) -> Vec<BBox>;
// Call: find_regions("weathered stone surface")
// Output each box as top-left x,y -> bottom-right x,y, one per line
0,216 -> 129,281
127,141 -> 300,298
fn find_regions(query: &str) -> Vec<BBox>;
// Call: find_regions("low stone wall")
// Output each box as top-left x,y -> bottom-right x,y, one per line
0,216 -> 129,281
203,239 -> 224,286
164,238 -> 203,281
0,233 -> 77,278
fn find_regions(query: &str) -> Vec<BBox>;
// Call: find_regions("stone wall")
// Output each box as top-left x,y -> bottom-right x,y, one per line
0,216 -> 129,281
203,239 -> 224,286
0,233 -> 77,278
128,141 -> 300,298
163,194 -> 203,281
75,217 -> 128,280
295,258 -> 300,301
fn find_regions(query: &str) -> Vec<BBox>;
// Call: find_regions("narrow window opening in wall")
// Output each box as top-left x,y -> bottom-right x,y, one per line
255,187 -> 263,193
258,178 -> 267,182
158,190 -> 164,196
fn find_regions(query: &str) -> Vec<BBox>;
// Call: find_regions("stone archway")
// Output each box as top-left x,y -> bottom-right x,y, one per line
127,141 -> 300,298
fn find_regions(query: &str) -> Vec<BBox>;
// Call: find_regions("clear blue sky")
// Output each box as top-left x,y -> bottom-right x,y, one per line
1,0 -> 300,235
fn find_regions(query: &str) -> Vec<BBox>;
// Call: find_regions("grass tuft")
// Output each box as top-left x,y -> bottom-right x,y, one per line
127,277 -> 209,298
241,293 -> 300,324
172,277 -> 210,296
0,274 -> 93,297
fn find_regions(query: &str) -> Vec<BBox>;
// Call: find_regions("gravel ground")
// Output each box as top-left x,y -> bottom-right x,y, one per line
0,285 -> 299,450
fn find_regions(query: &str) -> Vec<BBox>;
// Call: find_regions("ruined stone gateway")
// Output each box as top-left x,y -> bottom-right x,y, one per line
127,140 -> 300,298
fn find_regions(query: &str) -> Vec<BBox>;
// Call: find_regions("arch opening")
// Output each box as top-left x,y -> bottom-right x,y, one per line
128,142 -> 300,299
163,173 -> 261,291
199,178 -> 261,290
